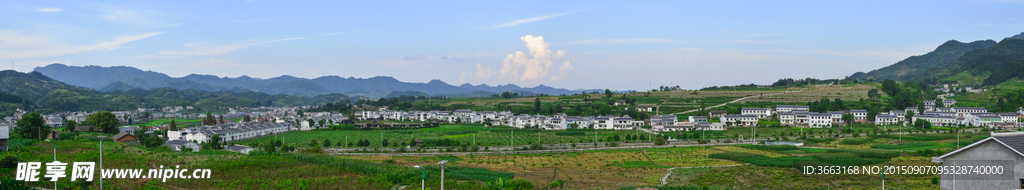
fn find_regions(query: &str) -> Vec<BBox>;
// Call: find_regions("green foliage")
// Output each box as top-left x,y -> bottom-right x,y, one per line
828,149 -> 901,159
554,131 -> 587,136
85,111 -> 120,134
804,137 -> 836,144
736,144 -> 799,151
872,133 -> 955,141
840,138 -> 873,145
608,161 -> 671,168
15,112 -> 48,140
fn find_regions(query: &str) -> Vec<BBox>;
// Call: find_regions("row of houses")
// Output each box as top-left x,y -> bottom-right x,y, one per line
167,122 -> 292,144
356,109 -> 647,130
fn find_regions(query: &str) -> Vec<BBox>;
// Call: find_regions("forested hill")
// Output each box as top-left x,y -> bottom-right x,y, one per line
849,39 -> 996,81
910,38 -> 1024,86
0,70 -> 350,114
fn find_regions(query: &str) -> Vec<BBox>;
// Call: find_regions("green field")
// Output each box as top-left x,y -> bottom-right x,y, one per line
234,125 -> 652,148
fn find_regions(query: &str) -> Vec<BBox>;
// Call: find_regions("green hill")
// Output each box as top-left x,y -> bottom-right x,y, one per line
850,40 -> 996,81
911,39 -> 1024,86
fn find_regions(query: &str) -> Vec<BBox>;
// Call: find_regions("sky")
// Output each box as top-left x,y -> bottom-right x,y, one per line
1,0 -> 1023,91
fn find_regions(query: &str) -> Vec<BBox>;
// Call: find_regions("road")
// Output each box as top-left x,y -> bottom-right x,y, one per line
660,164 -> 749,186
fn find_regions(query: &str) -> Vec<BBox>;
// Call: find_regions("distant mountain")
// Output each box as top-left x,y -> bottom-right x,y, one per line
34,64 -> 590,98
849,39 -> 997,81
1007,32 -> 1024,40
0,69 -> 354,114
33,64 -> 172,89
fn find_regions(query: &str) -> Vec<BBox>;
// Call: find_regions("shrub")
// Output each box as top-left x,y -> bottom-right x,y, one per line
840,138 -> 872,145
829,148 -> 901,159
805,138 -> 836,144
737,144 -> 799,151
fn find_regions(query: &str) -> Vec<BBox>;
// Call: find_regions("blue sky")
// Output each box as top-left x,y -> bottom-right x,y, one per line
1,0 -> 1022,90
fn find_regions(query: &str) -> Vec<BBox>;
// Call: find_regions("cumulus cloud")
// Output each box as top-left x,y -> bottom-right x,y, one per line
458,70 -> 468,83
550,61 -> 573,80
475,63 -> 493,79
0,30 -> 162,59
498,35 -> 570,82
36,8 -> 63,12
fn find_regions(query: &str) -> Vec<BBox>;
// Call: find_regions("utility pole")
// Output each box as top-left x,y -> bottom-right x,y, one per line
438,160 -> 448,190
98,135 -> 107,190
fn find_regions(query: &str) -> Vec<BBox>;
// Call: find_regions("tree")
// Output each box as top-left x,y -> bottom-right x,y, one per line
867,89 -> 881,100
605,89 -> 613,98
170,119 -> 178,131
917,103 -> 926,114
382,139 -> 390,147
534,97 -> 541,114
323,139 -> 332,147
905,110 -> 915,123
15,112 -> 48,140
209,135 -> 223,149
310,139 -> 319,147
204,112 -> 215,125
935,99 -> 945,108
881,79 -> 899,96
218,115 -> 225,124
243,115 -> 252,122
86,111 -> 119,134
65,120 -> 77,131
841,114 -> 855,126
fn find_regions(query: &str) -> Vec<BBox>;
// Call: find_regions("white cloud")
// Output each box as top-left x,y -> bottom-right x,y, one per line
0,30 -> 162,59
498,35 -> 570,82
458,70 -> 468,83
36,8 -> 63,12
98,6 -> 181,28
157,37 -> 304,56
322,32 -> 345,36
486,11 -> 576,29
404,54 -> 426,60
474,63 -> 493,79
550,61 -> 573,80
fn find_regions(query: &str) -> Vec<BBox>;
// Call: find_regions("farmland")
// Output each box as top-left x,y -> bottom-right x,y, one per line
234,124 -> 654,149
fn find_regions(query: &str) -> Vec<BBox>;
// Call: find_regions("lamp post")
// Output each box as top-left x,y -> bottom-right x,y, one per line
44,139 -> 56,189
97,135 -> 107,190
413,165 -> 424,190
438,160 -> 448,190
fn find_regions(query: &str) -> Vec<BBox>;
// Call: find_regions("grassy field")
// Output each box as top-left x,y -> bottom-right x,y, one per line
234,125 -> 652,149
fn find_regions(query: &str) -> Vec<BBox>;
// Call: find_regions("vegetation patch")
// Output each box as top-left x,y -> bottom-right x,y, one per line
840,138 -> 873,145
608,161 -> 672,168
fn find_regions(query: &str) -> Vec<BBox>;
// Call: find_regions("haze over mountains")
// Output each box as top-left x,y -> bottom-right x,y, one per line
33,64 -> 594,98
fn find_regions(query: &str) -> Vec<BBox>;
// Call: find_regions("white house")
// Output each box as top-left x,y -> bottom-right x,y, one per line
808,113 -> 832,128
741,108 -> 772,119
721,115 -> 757,126
875,115 -> 899,125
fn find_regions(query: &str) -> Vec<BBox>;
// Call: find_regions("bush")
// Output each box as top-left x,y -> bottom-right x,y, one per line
829,148 -> 901,159
870,142 -> 936,149
737,144 -> 799,151
840,138 -> 872,145
555,131 -> 587,136
805,137 -> 836,144
812,152 -> 886,166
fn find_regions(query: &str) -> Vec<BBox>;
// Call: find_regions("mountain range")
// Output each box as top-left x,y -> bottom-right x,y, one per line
850,32 -> 1024,86
33,64 -> 594,98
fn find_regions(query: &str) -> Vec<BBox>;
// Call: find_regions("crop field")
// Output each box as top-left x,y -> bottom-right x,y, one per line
350,147 -> 741,189
234,125 -> 651,149
0,139 -> 394,190
743,84 -> 875,103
